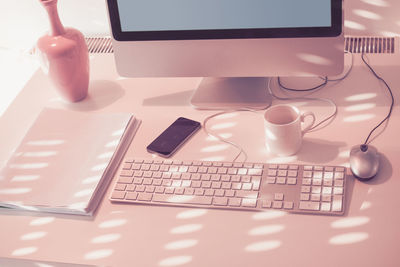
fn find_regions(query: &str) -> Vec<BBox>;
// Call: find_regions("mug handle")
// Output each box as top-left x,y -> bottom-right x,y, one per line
301,111 -> 316,135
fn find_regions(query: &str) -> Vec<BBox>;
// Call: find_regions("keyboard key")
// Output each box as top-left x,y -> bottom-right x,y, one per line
321,202 -> 331,211
274,193 -> 284,201
118,176 -> 134,184
299,201 -> 320,211
300,193 -> 310,201
311,194 -> 321,201
114,183 -> 126,191
262,200 -> 272,208
126,184 -> 136,191
334,187 -> 344,195
126,192 -> 138,200
215,189 -> 225,197
272,201 -> 283,209
204,189 -> 214,196
120,170 -> 134,177
236,191 -> 258,199
335,180 -> 344,187
276,177 -> 286,184
194,188 -> 204,196
111,190 -> 126,199
229,198 -> 241,207
283,201 -> 294,209
213,197 -> 228,206
301,186 -> 311,193
122,162 -> 132,170
242,198 -> 257,208
332,195 -> 343,211
137,192 -> 152,201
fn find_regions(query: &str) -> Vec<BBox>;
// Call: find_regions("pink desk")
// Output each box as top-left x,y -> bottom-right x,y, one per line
1,53 -> 399,267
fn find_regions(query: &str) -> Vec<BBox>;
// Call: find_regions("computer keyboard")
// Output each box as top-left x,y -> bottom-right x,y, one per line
110,158 -> 347,215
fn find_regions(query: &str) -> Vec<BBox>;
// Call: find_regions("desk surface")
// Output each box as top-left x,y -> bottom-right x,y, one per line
1,53 -> 399,267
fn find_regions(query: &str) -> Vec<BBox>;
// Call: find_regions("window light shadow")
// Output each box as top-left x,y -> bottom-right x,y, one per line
360,201 -> 372,211
251,210 -> 286,221
345,93 -> 377,102
353,9 -> 382,20
83,249 -> 113,260
361,0 -> 390,7
200,144 -> 230,153
209,122 -> 237,130
11,246 -> 38,256
10,175 -> 40,182
329,232 -> 369,245
343,114 -> 376,122
345,20 -> 367,31
245,240 -> 282,252
344,103 -> 376,112
164,239 -> 198,250
199,156 -> 226,162
176,209 -> 208,219
29,217 -> 55,226
20,231 -> 47,241
248,225 -> 285,236
170,224 -> 203,234
331,216 -> 370,229
297,53 -> 333,66
158,255 -> 192,266
97,218 -> 128,229
90,233 -> 121,244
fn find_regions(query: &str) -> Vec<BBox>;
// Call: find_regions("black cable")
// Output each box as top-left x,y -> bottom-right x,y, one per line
277,52 -> 353,92
361,52 -> 395,145
277,76 -> 328,92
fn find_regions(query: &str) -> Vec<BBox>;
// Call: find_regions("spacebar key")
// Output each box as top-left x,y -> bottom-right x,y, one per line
152,194 -> 213,205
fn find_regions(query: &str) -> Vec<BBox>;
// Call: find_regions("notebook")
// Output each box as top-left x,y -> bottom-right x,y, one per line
0,108 -> 140,216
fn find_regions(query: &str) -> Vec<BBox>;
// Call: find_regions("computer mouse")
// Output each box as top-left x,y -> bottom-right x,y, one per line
349,144 -> 380,180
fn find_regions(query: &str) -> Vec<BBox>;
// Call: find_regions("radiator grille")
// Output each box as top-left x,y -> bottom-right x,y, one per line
86,36 -> 113,53
344,36 -> 395,54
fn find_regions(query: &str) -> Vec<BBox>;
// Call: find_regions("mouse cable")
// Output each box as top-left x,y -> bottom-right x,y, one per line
361,52 -> 395,145
202,107 -> 268,163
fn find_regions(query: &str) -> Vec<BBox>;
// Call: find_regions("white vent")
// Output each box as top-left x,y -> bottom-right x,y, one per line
86,37 -> 113,54
345,36 -> 395,54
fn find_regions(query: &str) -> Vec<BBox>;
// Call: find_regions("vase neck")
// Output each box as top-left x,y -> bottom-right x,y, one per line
41,0 -> 66,36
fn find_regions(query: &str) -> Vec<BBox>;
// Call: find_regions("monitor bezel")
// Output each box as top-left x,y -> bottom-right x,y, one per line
107,0 -> 342,41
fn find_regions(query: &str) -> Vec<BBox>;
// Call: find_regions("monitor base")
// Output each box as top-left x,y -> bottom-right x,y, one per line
190,77 -> 272,110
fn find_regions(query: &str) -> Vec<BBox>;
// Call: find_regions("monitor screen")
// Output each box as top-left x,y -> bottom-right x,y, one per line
106,0 -> 344,109
109,0 -> 341,40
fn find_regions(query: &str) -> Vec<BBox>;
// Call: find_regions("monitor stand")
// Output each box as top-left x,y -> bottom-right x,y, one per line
190,77 -> 272,110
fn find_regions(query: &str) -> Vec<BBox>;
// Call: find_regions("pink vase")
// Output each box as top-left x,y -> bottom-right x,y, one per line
37,0 -> 89,102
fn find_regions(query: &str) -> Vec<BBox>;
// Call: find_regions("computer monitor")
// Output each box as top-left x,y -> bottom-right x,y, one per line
106,0 -> 344,109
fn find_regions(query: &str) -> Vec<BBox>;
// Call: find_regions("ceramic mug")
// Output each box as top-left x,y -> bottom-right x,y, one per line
264,104 -> 315,156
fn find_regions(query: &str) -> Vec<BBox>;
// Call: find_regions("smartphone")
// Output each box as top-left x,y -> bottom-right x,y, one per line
147,117 -> 201,157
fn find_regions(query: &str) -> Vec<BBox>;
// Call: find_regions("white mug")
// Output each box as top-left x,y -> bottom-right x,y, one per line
264,104 -> 315,156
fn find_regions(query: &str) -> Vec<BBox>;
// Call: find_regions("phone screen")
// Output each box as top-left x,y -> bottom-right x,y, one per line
147,117 -> 201,157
